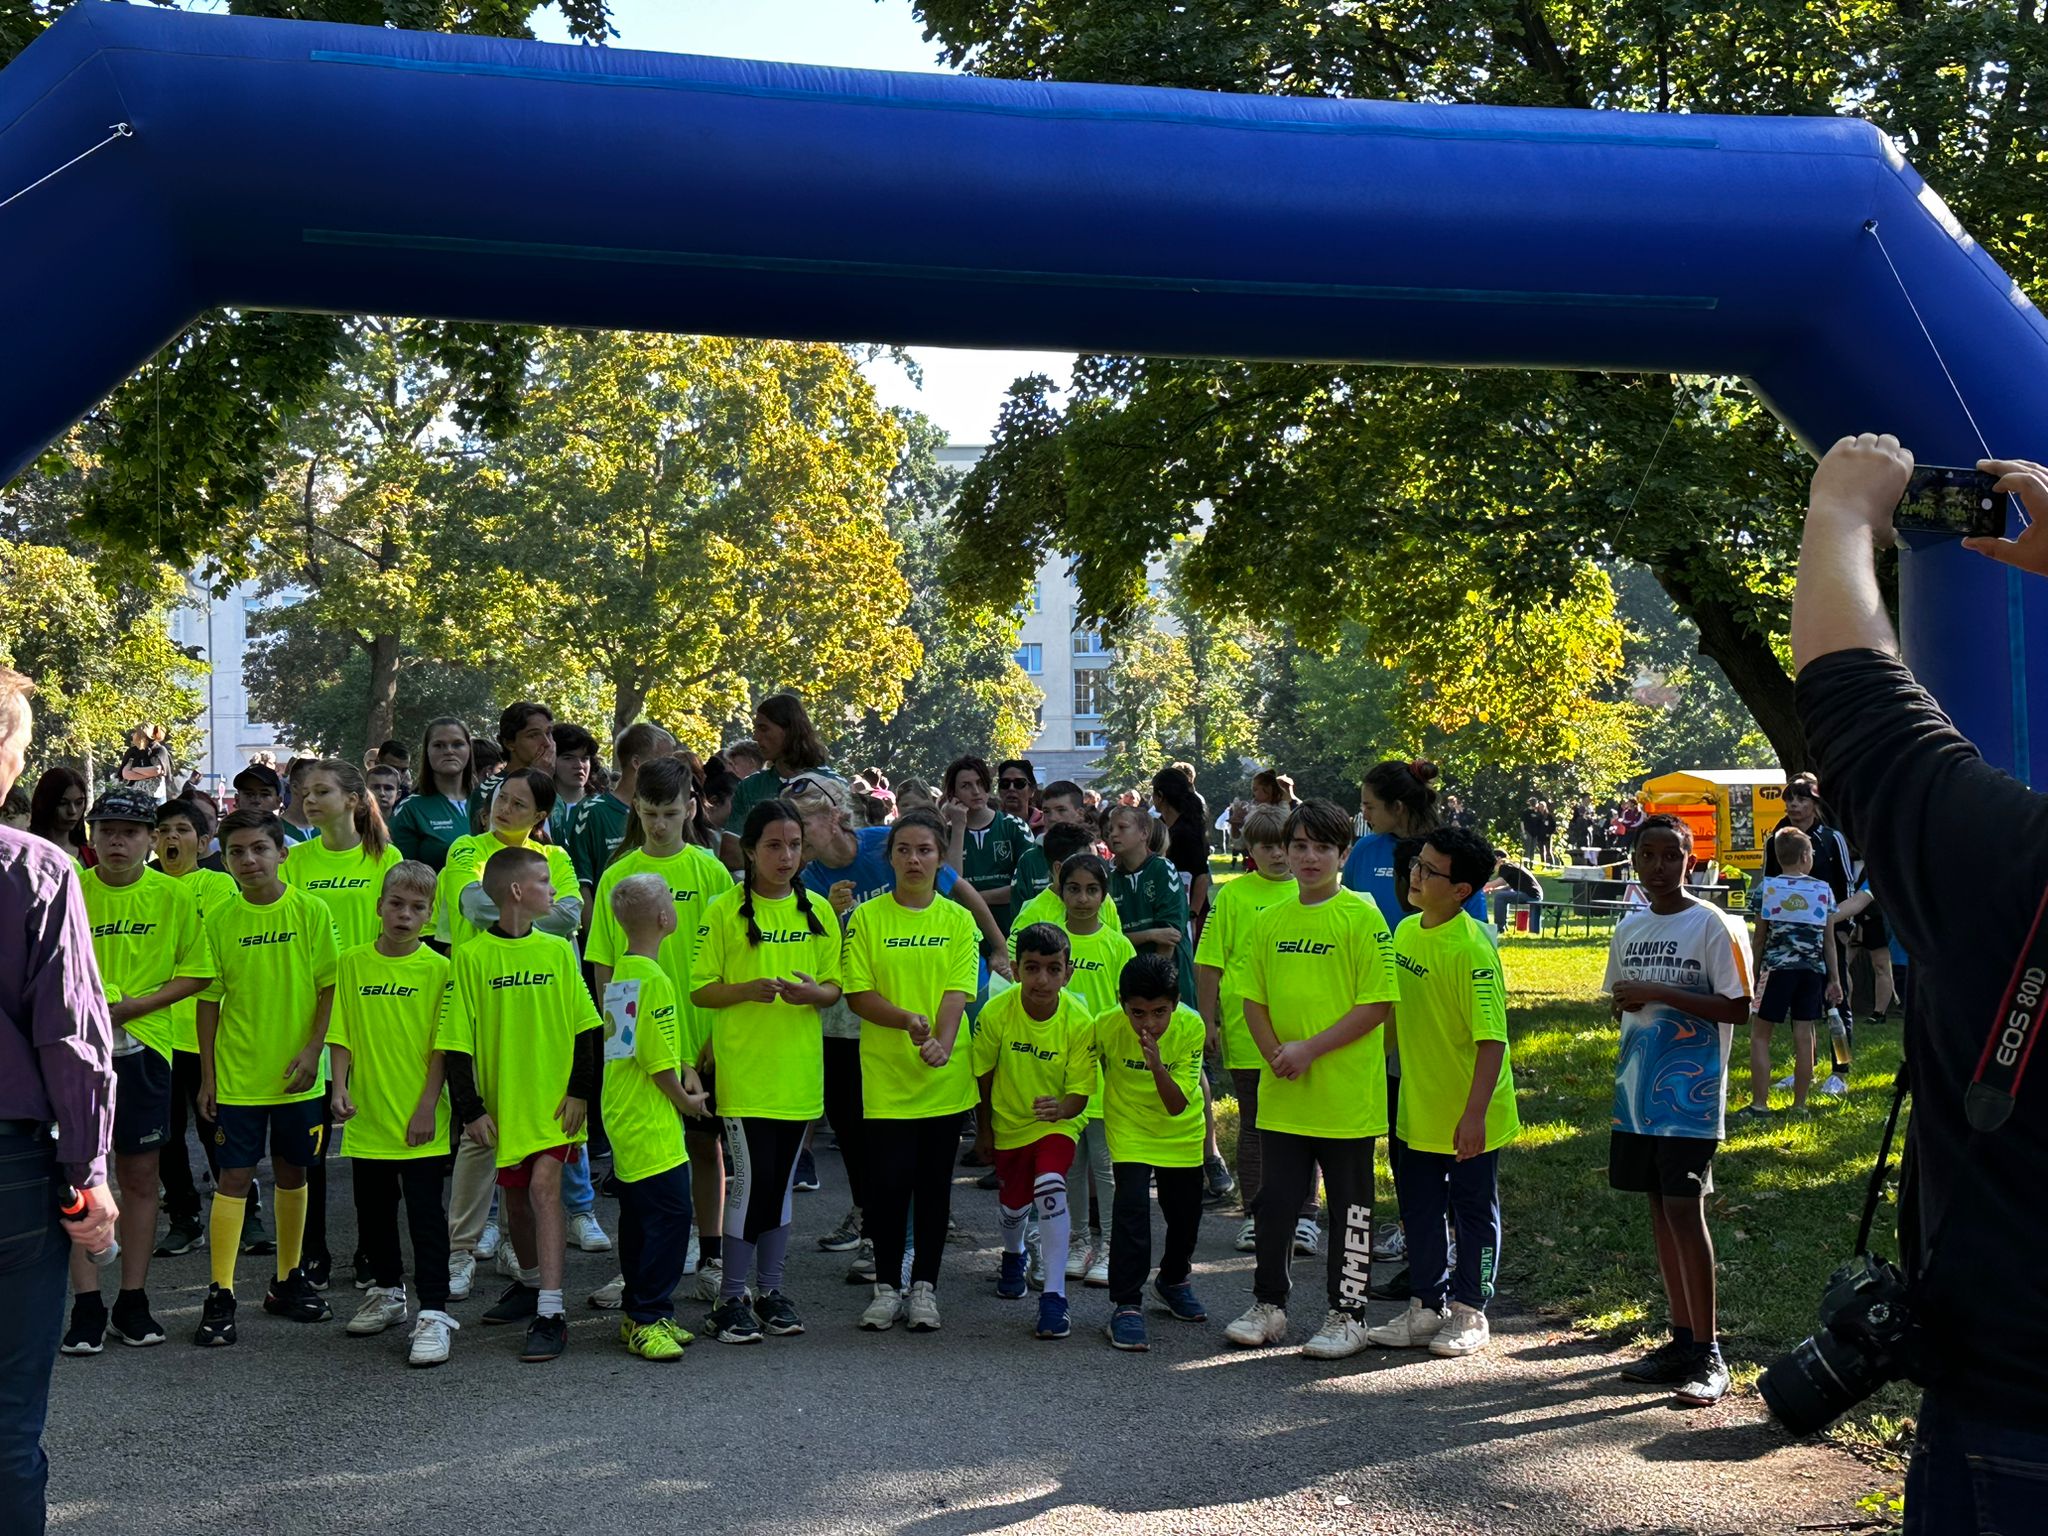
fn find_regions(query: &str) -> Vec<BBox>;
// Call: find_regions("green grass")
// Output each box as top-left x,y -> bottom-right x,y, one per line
1209,927 -> 1916,1461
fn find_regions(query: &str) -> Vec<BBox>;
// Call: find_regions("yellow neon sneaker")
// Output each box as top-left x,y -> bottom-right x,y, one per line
621,1319 -> 685,1362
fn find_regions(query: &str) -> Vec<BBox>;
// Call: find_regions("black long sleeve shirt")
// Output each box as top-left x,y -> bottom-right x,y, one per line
1798,648 -> 2048,1421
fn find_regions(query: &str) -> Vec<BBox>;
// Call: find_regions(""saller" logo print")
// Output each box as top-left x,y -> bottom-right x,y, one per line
240,931 -> 296,947
358,983 -> 419,998
883,936 -> 949,949
1275,939 -> 1335,956
490,971 -> 554,989
92,920 -> 158,938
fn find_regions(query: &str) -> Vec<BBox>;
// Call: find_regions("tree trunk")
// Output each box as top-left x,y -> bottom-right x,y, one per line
1645,561 -> 1806,772
612,670 -> 649,739
362,633 -> 401,756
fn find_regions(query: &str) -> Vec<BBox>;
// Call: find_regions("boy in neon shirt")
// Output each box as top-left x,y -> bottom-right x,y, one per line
328,861 -> 459,1366
1096,952 -> 1209,1352
1368,826 -> 1519,1358
61,789 -> 213,1354
194,809 -> 341,1346
971,923 -> 1093,1340
1225,799 -> 1399,1361
441,844 -> 602,1363
605,873 -> 710,1362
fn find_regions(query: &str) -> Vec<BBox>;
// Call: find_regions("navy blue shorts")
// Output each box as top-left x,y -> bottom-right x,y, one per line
112,1050 -> 172,1155
214,1098 -> 326,1171
1758,967 -> 1827,1024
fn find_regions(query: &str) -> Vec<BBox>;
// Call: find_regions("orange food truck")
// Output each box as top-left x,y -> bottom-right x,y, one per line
1636,769 -> 1788,875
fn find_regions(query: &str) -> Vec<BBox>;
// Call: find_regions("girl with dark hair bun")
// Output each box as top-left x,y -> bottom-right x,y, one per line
1151,767 -> 1213,923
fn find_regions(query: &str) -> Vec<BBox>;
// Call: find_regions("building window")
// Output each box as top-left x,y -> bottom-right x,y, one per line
1073,623 -> 1112,656
1014,643 -> 1043,674
1075,729 -> 1106,749
1073,671 -> 1104,719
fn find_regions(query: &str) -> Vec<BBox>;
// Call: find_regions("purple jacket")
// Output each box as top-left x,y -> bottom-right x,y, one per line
0,824 -> 113,1186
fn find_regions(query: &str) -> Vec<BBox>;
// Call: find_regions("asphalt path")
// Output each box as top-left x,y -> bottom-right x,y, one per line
44,1142 -> 1875,1536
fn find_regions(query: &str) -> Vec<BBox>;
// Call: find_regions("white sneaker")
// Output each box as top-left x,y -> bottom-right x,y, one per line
407,1309 -> 457,1367
1293,1219 -> 1321,1257
1367,1296 -> 1447,1349
447,1250 -> 476,1302
1234,1218 -> 1257,1253
475,1223 -> 501,1260
1301,1307 -> 1370,1360
1371,1221 -> 1407,1262
1025,1229 -> 1045,1291
1066,1241 -> 1092,1280
695,1259 -> 725,1304
1430,1301 -> 1491,1357
347,1285 -> 408,1336
1774,1073 -> 1796,1090
905,1280 -> 942,1332
859,1283 -> 903,1331
494,1241 -> 523,1280
1224,1300 -> 1288,1347
568,1212 -> 613,1253
589,1274 -> 625,1310
1084,1250 -> 1109,1288
1820,1074 -> 1848,1097
683,1229 -> 701,1275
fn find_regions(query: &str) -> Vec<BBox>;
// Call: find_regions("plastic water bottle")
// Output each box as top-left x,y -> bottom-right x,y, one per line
1826,1006 -> 1849,1046
60,1186 -> 119,1268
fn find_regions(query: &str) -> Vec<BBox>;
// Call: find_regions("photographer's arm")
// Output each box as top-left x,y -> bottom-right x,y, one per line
1790,434 -> 1912,670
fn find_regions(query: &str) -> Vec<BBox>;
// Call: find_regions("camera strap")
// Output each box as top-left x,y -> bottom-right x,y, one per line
1855,1062 -> 1911,1259
1966,879 -> 2048,1133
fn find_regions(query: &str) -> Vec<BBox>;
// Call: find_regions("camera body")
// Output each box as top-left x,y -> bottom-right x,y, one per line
1760,1252 -> 1921,1435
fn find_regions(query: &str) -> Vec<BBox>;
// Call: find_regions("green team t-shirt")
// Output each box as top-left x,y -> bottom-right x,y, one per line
202,886 -> 341,1106
730,765 -> 843,830
328,942 -> 453,1160
1243,889 -> 1400,1139
1194,870 -> 1299,1070
441,928 -> 601,1166
81,867 -> 213,1060
1092,1003 -> 1206,1167
969,985 -> 1096,1149
390,792 -> 468,871
843,892 -> 981,1120
282,837 -> 403,952
547,794 -> 583,848
1393,912 -> 1519,1155
567,792 -> 630,891
1111,854 -> 1196,1006
435,832 -> 578,950
695,883 -> 842,1121
960,811 -> 1033,901
586,845 -> 732,1005
601,954 -> 693,1183
162,866 -> 239,1052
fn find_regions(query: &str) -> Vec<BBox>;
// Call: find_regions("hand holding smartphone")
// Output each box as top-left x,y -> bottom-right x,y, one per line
1894,465 -> 2009,538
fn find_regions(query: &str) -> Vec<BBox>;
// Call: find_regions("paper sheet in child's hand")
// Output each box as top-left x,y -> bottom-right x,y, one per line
602,978 -> 642,1062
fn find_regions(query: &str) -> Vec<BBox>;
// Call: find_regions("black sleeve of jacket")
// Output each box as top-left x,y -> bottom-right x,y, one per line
444,1051 -> 485,1127
567,1027 -> 600,1102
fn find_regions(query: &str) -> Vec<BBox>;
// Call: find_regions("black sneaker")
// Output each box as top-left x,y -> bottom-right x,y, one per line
753,1289 -> 804,1336
482,1281 -> 539,1327
60,1295 -> 107,1356
1370,1264 -> 1411,1302
154,1215 -> 206,1257
706,1295 -> 764,1344
1620,1337 -> 1699,1384
520,1312 -> 568,1363
1673,1346 -> 1730,1406
351,1249 -> 373,1291
793,1148 -> 820,1192
264,1268 -> 333,1323
193,1284 -> 237,1347
240,1211 -> 274,1256
1202,1156 -> 1237,1207
109,1293 -> 166,1347
302,1253 -> 332,1291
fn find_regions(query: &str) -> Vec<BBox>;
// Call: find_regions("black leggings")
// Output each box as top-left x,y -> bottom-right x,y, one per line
352,1154 -> 451,1309
1255,1131 -> 1375,1316
723,1116 -> 807,1243
865,1113 -> 958,1290
822,1038 -> 867,1213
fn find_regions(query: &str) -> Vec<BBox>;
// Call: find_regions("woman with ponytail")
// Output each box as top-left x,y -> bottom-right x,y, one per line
691,799 -> 842,1343
282,759 -> 400,951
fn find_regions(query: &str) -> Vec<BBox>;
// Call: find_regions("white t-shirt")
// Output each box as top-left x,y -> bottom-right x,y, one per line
1604,900 -> 1754,1140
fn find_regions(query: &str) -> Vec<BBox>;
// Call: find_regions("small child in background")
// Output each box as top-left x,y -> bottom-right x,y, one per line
1741,825 -> 1835,1117
971,923 -> 1094,1340
1047,851 -> 1134,1288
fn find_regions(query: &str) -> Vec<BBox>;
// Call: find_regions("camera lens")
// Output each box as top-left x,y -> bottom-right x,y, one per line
1760,1330 -> 1880,1436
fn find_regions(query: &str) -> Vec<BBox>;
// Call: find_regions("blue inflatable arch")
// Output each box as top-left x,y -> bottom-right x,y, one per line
5,1 -> 2046,776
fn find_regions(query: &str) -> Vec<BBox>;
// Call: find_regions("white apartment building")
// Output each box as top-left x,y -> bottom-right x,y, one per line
167,574 -> 297,794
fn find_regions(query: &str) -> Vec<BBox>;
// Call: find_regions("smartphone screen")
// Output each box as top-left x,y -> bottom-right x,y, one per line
1895,466 -> 2006,538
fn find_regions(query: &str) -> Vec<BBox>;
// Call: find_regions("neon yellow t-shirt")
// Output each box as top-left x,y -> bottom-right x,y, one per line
441,928 -> 601,1166
81,867 -> 213,1060
1243,889 -> 1400,1139
1091,1003 -> 1206,1167
1392,912 -> 1519,1155
586,844 -> 732,1046
695,883 -> 841,1121
202,886 -> 341,1106
601,954 -> 691,1183
435,832 -> 578,950
843,892 -> 981,1120
283,837 -> 403,952
1193,869 -> 1298,1070
1009,913 -> 1134,1123
1006,887 -> 1125,961
969,985 -> 1095,1149
328,942 -> 453,1160
161,866 -> 239,1052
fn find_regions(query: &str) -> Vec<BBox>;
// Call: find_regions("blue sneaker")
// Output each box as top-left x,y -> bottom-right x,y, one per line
1153,1279 -> 1207,1323
1034,1292 -> 1071,1340
1106,1305 -> 1149,1352
996,1251 -> 1029,1300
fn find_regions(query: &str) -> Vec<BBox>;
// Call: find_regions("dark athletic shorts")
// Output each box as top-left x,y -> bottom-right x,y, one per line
215,1097 -> 326,1170
112,1049 -> 172,1155
1608,1129 -> 1715,1198
1758,968 -> 1827,1024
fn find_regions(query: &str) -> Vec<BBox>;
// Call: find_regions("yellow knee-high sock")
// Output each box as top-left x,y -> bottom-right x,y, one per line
208,1194 -> 246,1292
274,1183 -> 308,1282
